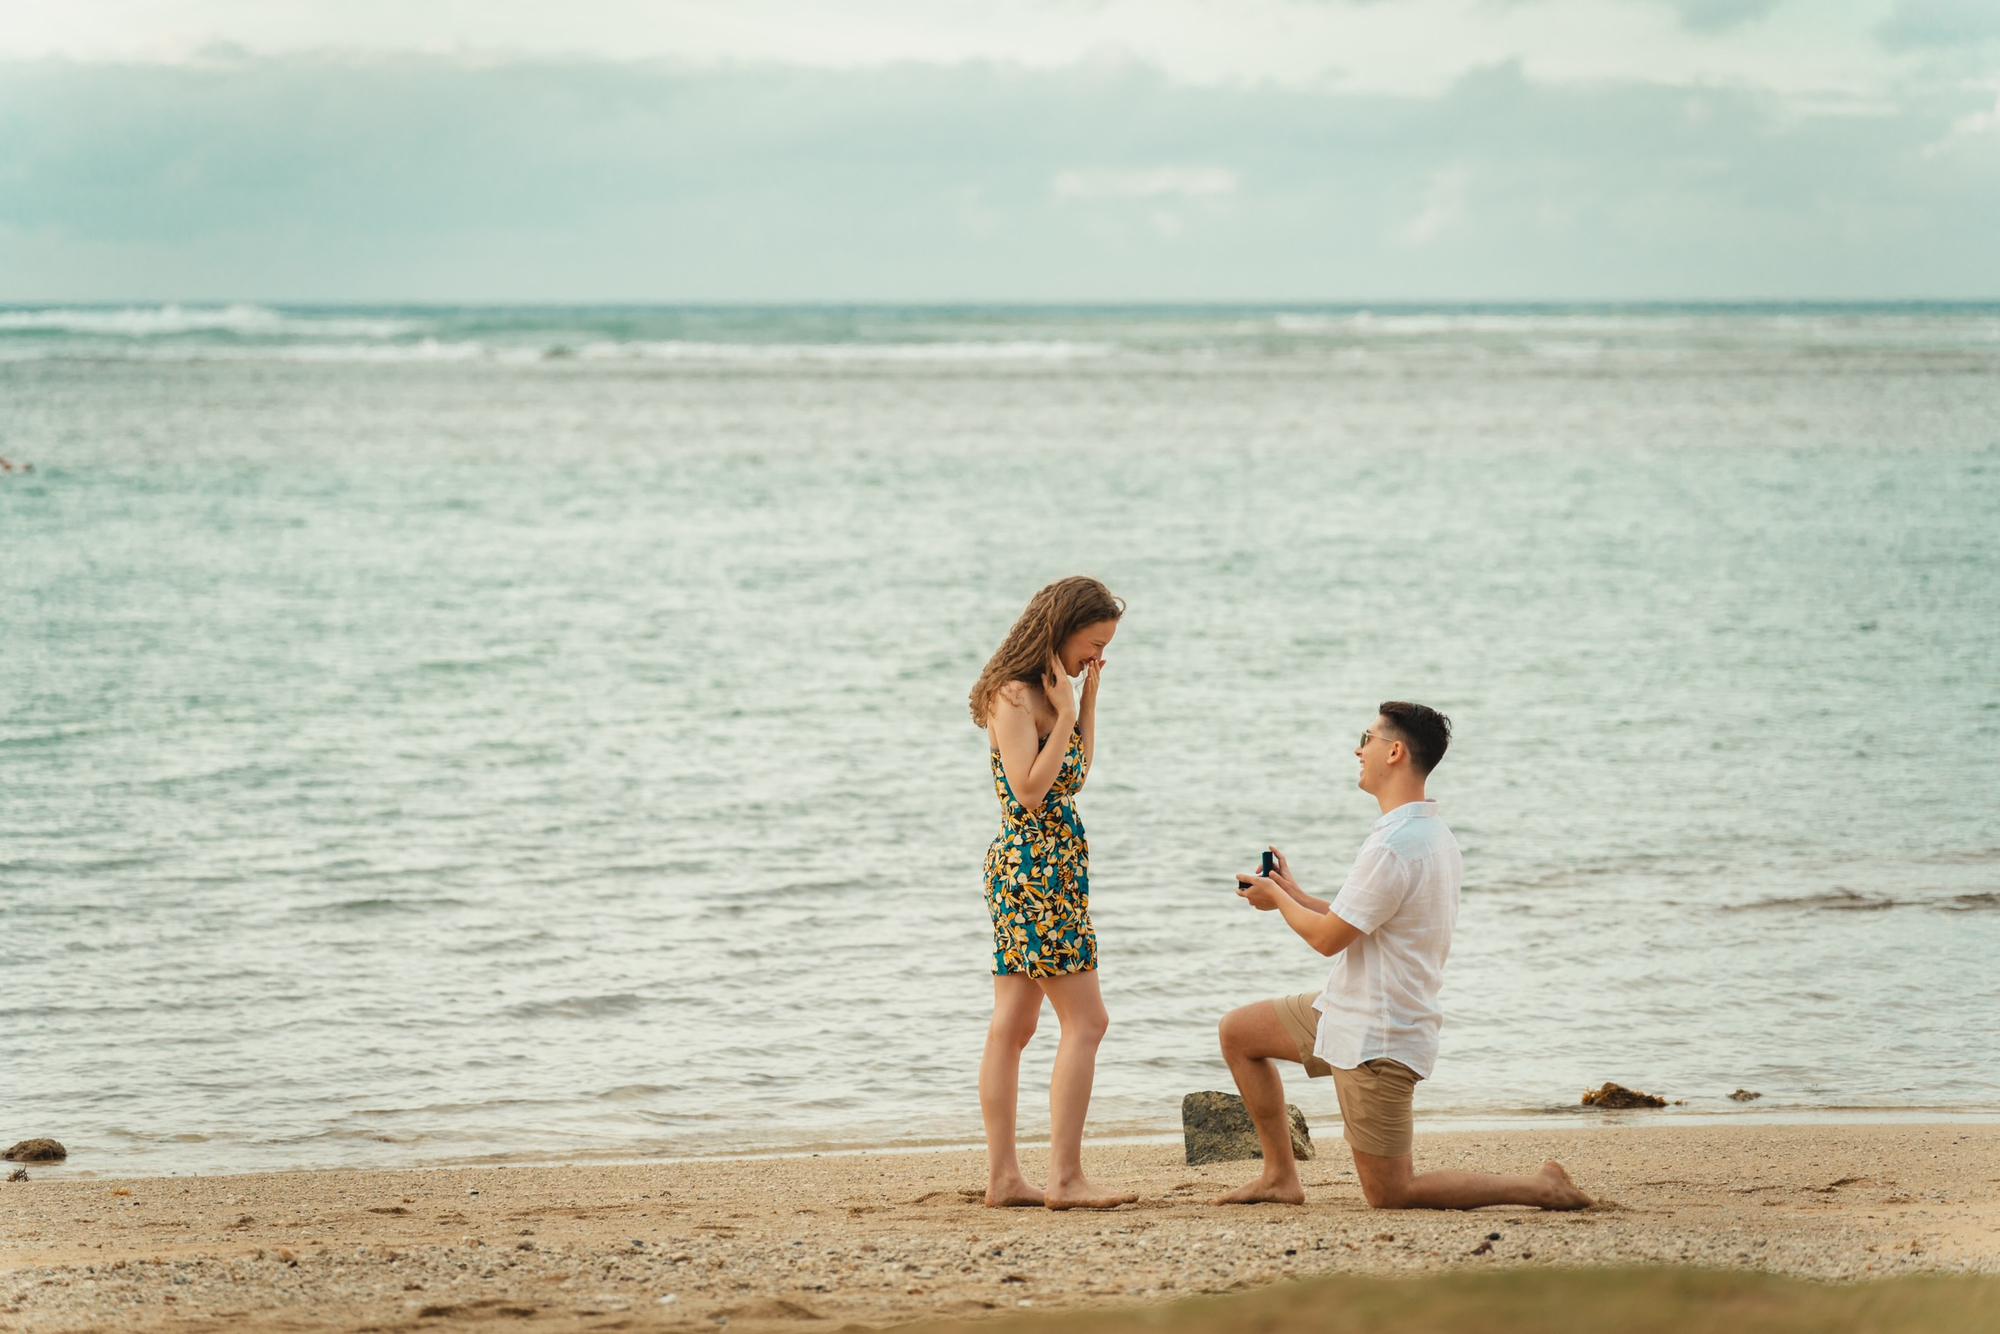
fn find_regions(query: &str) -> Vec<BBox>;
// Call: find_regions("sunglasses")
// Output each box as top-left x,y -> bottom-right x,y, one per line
1358,730 -> 1400,751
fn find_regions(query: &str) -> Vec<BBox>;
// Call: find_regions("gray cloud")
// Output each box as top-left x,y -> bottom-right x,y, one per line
1488,0 -> 1784,34
0,53 -> 1993,300
1657,0 -> 1784,32
1877,0 -> 2000,48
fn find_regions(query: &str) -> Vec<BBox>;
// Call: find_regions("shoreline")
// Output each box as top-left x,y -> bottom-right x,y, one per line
5,1123 -> 1996,1331
24,1104 -> 2000,1183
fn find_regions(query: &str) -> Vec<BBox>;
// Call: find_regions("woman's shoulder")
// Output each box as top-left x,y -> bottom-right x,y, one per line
991,680 -> 1031,710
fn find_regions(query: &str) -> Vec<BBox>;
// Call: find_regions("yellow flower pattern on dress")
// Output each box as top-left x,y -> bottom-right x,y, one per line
984,725 -> 1095,976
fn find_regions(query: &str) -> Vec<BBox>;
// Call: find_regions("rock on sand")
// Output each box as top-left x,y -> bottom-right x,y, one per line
1182,1091 -> 1313,1164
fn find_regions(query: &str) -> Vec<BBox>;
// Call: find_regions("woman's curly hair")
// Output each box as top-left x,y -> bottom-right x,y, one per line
969,576 -> 1125,727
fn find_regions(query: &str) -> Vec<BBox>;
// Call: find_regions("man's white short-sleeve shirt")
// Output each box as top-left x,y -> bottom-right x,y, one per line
1311,800 -> 1462,1079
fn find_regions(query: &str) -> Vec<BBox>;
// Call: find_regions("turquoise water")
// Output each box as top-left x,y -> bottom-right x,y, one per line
3,303 -> 1998,1176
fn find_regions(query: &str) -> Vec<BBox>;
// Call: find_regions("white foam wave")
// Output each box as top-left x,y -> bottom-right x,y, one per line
0,303 -> 421,339
262,339 -> 483,362
1271,311 -> 1710,336
13,338 -> 483,364
2,318 -> 1993,367
578,338 -> 1121,364
1268,311 -> 2000,343
0,337 -> 1118,366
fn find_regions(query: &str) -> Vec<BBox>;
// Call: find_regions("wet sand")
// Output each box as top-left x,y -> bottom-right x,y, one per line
3,1123 -> 1996,1332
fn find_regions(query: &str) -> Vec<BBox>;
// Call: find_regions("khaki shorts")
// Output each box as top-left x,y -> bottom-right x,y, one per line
1270,992 -> 1420,1159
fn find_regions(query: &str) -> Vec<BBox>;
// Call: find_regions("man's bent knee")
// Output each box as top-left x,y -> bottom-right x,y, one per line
1360,1179 -> 1411,1209
1217,1005 -> 1259,1056
1352,1151 -> 1415,1209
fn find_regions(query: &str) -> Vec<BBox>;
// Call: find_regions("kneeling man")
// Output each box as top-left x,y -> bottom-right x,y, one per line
1219,701 -> 1591,1211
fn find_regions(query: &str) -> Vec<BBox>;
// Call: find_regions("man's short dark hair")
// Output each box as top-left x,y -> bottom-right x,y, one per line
1378,701 -> 1452,776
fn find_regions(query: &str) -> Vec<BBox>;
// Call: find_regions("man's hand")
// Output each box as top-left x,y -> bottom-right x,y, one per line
1266,845 -> 1301,895
1235,874 -> 1284,910
1263,846 -> 1334,913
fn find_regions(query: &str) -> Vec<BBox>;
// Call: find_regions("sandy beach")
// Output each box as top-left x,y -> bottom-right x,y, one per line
4,1122 -> 1996,1331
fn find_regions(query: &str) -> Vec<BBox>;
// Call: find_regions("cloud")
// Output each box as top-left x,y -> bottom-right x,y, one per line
1923,86 -> 2000,157
0,54 -> 1994,300
1656,0 -> 1783,33
1396,166 -> 1471,247
1877,0 -> 2000,49
0,0 -> 1919,103
1051,167 -> 1239,199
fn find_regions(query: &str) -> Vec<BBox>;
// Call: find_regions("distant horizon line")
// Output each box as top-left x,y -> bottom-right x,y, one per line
4,297 -> 1999,310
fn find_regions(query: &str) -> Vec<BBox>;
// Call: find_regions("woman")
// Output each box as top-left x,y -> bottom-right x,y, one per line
969,575 -> 1132,1210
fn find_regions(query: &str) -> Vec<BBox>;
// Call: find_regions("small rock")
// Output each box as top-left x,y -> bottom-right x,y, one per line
3,1139 -> 66,1162
1728,1089 -> 1763,1102
467,1188 -> 480,1197
1181,1091 -> 1313,1165
1580,1082 -> 1667,1109
1471,1240 -> 1493,1256
1486,1232 -> 1501,1241
657,1294 -> 679,1306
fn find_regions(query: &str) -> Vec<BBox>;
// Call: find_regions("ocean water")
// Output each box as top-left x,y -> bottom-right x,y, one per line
3,303 -> 1998,1178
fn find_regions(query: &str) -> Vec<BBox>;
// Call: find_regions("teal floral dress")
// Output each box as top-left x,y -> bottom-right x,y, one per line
985,725 -> 1095,976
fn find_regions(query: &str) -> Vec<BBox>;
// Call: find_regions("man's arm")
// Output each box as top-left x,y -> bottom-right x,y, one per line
1275,892 -> 1364,957
1278,881 -> 1331,914
1237,875 -> 1364,957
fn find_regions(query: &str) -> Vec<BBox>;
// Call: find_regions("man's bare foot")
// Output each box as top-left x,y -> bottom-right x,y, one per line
1043,1178 -> 1137,1210
1538,1160 -> 1593,1210
1212,1174 -> 1305,1206
984,1176 -> 1045,1208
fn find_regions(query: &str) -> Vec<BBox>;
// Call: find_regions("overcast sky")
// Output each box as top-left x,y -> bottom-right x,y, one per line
3,0 -> 1997,301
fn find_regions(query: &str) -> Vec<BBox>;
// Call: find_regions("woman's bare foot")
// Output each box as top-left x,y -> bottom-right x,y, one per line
983,1175 -> 1046,1208
1043,1176 -> 1137,1210
1212,1172 -> 1306,1206
1538,1160 -> 1593,1210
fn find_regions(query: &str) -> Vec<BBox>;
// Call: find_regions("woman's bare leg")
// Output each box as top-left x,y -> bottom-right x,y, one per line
979,974 -> 1045,1206
1036,970 -> 1135,1209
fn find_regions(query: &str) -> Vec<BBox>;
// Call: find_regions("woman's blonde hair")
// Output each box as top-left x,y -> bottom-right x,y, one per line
969,576 -> 1125,726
